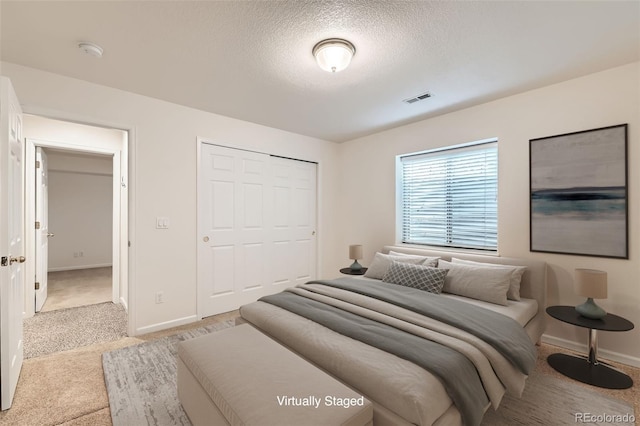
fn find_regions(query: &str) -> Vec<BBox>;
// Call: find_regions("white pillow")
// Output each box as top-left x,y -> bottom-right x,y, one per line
451,258 -> 526,301
364,252 -> 430,280
438,259 -> 511,306
388,250 -> 440,267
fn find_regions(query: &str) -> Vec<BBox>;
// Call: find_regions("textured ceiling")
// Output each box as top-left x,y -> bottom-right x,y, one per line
1,1 -> 639,142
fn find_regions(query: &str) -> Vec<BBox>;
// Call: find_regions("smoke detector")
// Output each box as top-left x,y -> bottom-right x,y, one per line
78,42 -> 103,58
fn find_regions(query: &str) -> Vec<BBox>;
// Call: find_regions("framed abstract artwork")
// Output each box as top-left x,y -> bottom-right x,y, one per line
530,124 -> 628,258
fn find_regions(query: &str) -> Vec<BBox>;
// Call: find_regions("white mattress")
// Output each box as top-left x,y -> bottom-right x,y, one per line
352,276 -> 538,327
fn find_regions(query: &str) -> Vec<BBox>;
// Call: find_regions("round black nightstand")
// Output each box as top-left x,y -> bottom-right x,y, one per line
340,267 -> 368,275
546,305 -> 634,389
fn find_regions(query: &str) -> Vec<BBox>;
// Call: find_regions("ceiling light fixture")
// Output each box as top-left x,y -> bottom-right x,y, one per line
312,38 -> 355,73
78,42 -> 104,58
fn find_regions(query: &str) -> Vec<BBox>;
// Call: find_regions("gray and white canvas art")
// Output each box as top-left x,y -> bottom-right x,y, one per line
530,124 -> 627,258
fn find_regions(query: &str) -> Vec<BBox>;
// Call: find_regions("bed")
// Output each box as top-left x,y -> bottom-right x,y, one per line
239,246 -> 547,426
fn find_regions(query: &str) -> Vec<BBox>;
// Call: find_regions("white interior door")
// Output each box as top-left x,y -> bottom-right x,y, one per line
198,144 -> 317,318
0,77 -> 25,410
34,147 -> 49,312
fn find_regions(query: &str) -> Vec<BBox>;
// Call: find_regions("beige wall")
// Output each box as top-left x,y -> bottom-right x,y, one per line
46,150 -> 113,271
47,170 -> 112,271
2,62 -> 341,334
337,62 -> 640,366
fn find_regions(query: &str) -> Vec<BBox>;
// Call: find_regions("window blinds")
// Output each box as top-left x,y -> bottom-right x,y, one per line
399,141 -> 498,251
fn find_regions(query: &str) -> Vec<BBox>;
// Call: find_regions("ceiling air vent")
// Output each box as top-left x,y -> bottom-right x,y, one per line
403,91 -> 432,105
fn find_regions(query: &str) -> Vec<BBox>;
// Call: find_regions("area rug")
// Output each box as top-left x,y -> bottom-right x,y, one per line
102,319 -> 236,426
103,322 -> 634,426
23,302 -> 127,358
481,373 -> 634,425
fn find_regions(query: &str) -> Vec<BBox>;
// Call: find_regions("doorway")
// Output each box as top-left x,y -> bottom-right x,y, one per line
23,115 -> 129,320
37,148 -> 114,312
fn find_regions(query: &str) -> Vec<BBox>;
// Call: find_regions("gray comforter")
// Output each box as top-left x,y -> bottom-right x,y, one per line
307,278 -> 536,374
242,277 -> 537,426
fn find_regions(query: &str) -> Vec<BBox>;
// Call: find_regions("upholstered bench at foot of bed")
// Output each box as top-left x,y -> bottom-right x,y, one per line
177,323 -> 373,426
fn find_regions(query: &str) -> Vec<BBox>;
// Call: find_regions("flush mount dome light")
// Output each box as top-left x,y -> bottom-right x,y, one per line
78,42 -> 103,58
312,38 -> 355,73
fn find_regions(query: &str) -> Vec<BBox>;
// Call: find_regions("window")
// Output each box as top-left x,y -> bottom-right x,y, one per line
398,140 -> 498,251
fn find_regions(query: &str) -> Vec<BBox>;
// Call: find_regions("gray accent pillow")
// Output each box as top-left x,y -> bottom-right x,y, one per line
438,259 -> 511,306
382,261 -> 448,293
364,252 -> 430,280
451,258 -> 527,301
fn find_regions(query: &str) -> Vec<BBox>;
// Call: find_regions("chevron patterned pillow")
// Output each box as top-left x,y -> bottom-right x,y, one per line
382,261 -> 448,294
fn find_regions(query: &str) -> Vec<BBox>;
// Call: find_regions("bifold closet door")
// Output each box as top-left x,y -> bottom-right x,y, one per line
198,144 -> 317,317
270,156 -> 317,291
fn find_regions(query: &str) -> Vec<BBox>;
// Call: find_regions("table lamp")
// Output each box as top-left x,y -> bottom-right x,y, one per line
574,268 -> 607,319
349,245 -> 363,271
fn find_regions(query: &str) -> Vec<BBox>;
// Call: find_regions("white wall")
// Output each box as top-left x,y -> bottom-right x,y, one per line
46,150 -> 113,271
337,62 -> 640,366
1,62 -> 341,335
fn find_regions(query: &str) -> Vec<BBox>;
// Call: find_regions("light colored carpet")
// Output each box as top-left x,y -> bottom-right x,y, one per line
0,337 -> 142,426
103,323 -> 635,426
102,319 -> 237,426
24,302 -> 127,359
42,267 -> 112,312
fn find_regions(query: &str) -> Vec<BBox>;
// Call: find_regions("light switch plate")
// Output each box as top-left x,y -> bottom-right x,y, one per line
156,216 -> 170,229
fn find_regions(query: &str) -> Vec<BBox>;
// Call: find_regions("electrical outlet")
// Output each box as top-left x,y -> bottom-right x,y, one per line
155,292 -> 164,304
73,252 -> 78,258
79,251 -> 84,257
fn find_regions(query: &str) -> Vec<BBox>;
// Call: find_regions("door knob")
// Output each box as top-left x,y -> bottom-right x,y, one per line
9,256 -> 26,264
47,233 -> 55,237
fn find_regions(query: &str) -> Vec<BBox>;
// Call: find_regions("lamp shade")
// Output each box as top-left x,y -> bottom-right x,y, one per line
574,269 -> 607,299
313,38 -> 355,73
349,245 -> 363,260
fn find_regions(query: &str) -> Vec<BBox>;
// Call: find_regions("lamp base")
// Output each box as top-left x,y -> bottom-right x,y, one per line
575,298 -> 606,319
349,260 -> 362,271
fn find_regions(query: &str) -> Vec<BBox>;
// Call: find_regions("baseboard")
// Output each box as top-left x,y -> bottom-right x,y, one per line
542,334 -> 640,368
48,263 -> 113,272
119,296 -> 128,311
134,315 -> 198,336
